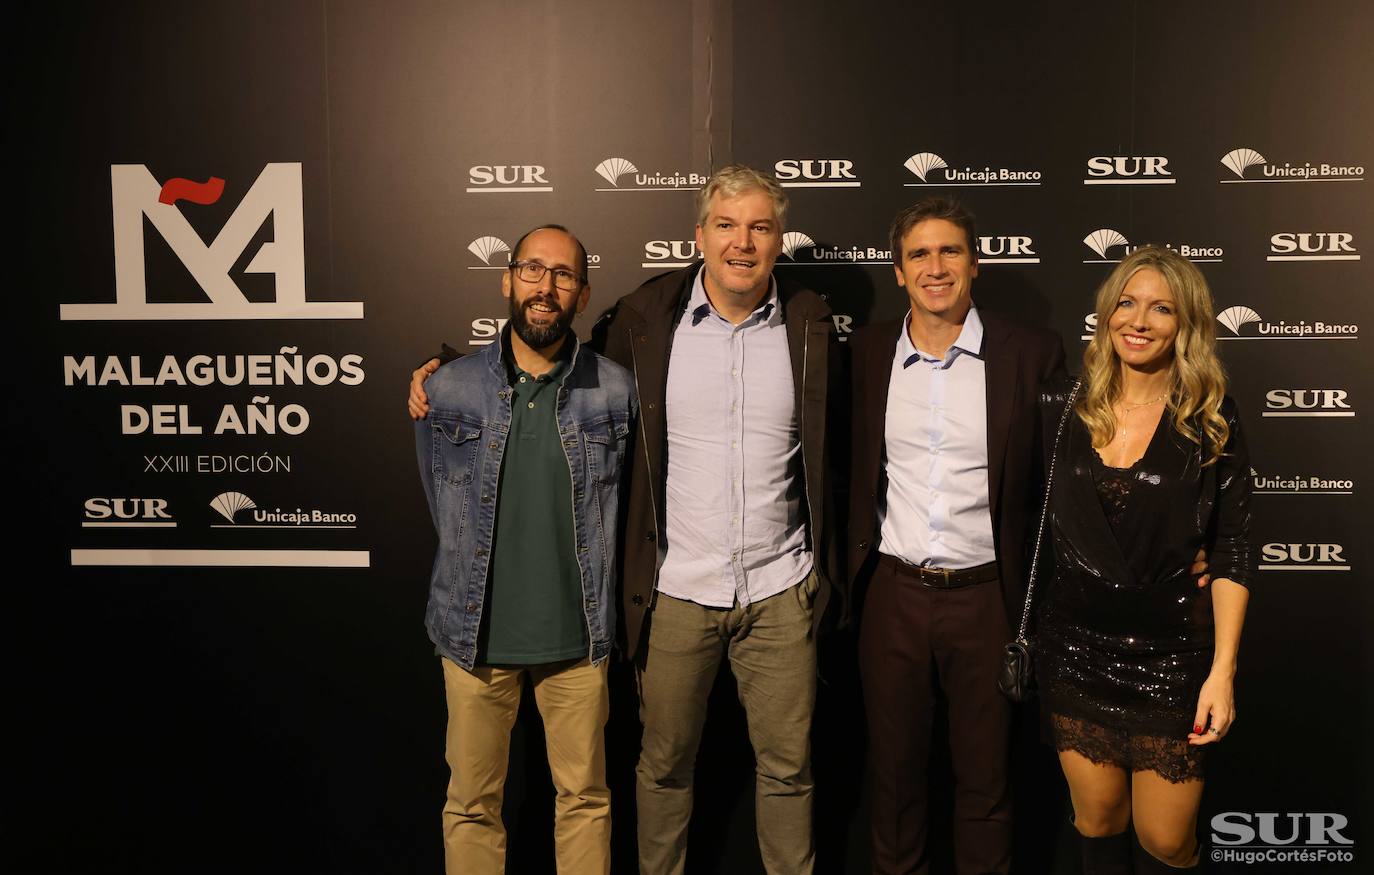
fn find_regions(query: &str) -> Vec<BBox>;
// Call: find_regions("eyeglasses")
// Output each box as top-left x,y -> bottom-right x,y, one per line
509,260 -> 584,291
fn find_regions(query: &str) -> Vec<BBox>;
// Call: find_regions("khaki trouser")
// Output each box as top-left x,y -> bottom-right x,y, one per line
441,656 -> 611,875
635,580 -> 818,875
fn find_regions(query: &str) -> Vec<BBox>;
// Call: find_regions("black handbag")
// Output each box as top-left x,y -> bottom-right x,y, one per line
998,378 -> 1081,703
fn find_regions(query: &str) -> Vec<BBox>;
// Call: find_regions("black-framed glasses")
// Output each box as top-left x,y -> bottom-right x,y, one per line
509,259 -> 584,291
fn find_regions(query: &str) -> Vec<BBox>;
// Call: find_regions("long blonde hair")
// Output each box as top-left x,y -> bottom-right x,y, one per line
1078,245 -> 1230,465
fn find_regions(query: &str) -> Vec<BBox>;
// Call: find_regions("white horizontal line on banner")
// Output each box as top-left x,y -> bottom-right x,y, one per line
59,303 -> 364,320
779,182 -> 862,188
1258,565 -> 1351,571
1082,179 -> 1176,185
776,262 -> 888,266
979,258 -> 1042,264
466,266 -> 505,270
1219,335 -> 1357,340
81,522 -> 177,528
463,186 -> 554,193
1254,490 -> 1354,494
1220,178 -> 1362,183
1266,255 -> 1360,261
209,525 -> 357,529
469,340 -> 495,346
1261,412 -> 1355,417
594,187 -> 700,192
70,549 -> 371,568
904,182 -> 1041,187
641,262 -> 694,268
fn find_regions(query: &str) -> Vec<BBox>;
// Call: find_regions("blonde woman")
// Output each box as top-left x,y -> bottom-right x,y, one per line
1036,246 -> 1252,874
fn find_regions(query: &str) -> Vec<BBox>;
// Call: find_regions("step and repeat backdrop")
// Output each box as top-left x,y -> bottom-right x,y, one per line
15,1 -> 1371,872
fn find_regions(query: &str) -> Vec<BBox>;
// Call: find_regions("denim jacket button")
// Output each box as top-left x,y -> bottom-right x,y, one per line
475,547 -> 487,557
466,603 -> 478,612
488,441 -> 498,449
481,494 -> 491,503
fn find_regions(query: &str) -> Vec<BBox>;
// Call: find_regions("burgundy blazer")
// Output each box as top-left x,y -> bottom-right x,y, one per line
847,311 -> 1066,626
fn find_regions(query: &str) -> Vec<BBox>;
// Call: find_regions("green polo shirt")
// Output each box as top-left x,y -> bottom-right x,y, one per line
477,339 -> 588,665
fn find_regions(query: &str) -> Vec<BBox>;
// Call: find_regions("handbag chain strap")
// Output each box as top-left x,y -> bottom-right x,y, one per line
1014,378 -> 1083,643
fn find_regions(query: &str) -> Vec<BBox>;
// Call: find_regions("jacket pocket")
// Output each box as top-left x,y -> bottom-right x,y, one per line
584,421 -> 628,485
432,420 -> 482,486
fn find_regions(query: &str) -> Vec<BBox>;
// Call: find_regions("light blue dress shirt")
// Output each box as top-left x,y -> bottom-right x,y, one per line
657,272 -> 814,608
878,307 -> 996,570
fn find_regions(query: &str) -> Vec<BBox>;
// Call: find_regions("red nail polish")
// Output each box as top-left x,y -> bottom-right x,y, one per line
1193,724 -> 1202,734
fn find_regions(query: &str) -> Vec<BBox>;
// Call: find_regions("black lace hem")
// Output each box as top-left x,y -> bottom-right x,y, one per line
1049,713 -> 1204,784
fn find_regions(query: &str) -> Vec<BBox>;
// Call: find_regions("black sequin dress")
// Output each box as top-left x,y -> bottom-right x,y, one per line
1035,382 -> 1252,782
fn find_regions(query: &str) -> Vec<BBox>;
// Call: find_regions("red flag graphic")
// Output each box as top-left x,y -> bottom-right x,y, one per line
158,176 -> 226,206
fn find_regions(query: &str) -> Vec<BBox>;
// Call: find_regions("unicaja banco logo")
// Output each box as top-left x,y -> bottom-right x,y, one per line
466,235 -> 602,272
467,236 -> 511,269
61,163 -> 363,321
1082,229 -> 1222,263
593,157 -> 704,191
210,491 -> 257,524
1220,146 -> 1364,183
903,151 -> 1042,186
777,231 -> 890,266
1217,305 -> 1358,340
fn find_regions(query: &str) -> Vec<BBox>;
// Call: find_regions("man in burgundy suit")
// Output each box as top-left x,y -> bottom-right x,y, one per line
848,196 -> 1065,875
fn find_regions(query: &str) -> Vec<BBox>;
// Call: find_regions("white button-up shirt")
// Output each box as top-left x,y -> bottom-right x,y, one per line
657,272 -> 814,607
878,307 -> 996,570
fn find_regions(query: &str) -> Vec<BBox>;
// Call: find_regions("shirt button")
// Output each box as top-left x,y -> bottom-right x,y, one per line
519,376 -> 527,383
528,402 -> 535,409
731,368 -> 738,376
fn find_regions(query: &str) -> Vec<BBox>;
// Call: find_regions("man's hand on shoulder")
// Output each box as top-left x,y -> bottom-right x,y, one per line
408,358 -> 442,420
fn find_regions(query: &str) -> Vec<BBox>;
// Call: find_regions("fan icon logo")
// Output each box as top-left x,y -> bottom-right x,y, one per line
1220,147 -> 1364,183
210,491 -> 257,524
466,236 -> 512,269
902,151 -> 1042,187
593,157 -> 705,191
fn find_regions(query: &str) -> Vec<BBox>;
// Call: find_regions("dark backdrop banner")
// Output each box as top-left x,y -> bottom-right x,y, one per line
14,1 -> 1371,872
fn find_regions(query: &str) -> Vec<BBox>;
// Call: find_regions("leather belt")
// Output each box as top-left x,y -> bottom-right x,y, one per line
878,554 -> 1000,590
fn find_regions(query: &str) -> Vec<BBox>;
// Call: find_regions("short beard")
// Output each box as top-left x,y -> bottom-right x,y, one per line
510,294 -> 576,350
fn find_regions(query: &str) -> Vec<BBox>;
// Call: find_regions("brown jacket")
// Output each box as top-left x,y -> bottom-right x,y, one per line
597,265 -> 842,659
847,311 -> 1065,626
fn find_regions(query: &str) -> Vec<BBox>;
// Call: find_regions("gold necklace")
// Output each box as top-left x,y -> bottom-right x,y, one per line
1114,392 -> 1167,443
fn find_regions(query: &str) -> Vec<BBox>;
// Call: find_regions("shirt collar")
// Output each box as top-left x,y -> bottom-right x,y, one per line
897,305 -> 984,369
688,269 -> 780,328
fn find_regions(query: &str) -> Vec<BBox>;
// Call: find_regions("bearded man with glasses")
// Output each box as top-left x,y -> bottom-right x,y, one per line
415,224 -> 637,874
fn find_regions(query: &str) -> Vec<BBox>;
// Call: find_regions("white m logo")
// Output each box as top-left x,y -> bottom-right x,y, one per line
61,163 -> 362,320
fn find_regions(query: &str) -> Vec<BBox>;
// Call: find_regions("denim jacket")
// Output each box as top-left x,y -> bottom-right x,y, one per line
416,333 -> 637,671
